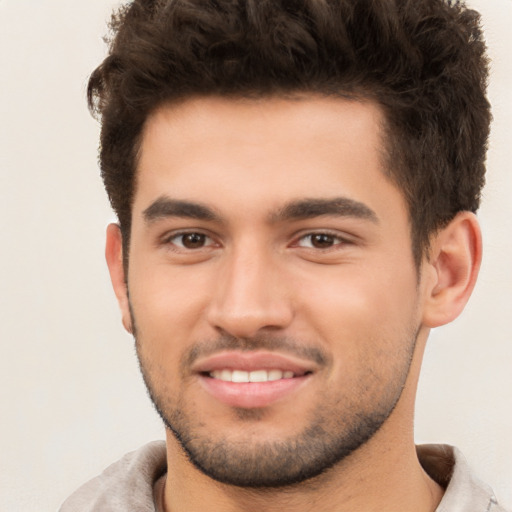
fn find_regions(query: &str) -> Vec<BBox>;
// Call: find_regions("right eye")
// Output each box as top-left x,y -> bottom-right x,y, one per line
297,233 -> 341,249
166,232 -> 215,250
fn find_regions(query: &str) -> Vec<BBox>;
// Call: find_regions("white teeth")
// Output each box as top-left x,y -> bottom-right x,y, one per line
249,370 -> 268,382
268,369 -> 283,381
231,370 -> 249,383
209,369 -> 296,382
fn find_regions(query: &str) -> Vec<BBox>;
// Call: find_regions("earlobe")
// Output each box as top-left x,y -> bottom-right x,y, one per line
105,223 -> 133,334
422,212 -> 482,328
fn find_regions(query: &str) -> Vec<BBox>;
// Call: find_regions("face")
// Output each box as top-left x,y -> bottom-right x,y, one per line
114,96 -> 428,487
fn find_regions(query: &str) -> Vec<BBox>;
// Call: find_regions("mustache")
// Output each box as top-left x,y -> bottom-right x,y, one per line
180,334 -> 331,372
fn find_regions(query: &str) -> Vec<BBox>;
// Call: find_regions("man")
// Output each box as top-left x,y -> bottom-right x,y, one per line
60,0 -> 507,510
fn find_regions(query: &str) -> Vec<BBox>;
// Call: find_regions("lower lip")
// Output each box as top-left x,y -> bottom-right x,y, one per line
198,374 -> 310,409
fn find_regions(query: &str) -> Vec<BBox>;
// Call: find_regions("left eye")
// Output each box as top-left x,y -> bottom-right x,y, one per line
169,232 -> 214,249
297,233 -> 344,249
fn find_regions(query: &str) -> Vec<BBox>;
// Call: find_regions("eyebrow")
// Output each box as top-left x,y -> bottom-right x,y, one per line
142,195 -> 378,225
143,197 -> 221,223
270,197 -> 378,224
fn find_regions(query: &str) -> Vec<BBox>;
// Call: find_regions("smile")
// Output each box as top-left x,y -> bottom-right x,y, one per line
192,351 -> 318,408
209,369 -> 297,382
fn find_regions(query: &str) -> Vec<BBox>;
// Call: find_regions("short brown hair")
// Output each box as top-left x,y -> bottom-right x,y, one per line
88,0 -> 491,265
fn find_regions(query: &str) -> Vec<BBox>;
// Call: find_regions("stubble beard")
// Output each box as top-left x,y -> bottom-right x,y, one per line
132,323 -> 419,489
153,392 -> 396,488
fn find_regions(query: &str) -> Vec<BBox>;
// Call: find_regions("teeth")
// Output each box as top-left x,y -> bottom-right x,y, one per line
209,369 -> 296,382
267,370 -> 283,381
232,370 -> 249,383
249,370 -> 268,382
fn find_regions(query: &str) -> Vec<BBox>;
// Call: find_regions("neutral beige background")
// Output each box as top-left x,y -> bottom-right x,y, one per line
0,0 -> 510,510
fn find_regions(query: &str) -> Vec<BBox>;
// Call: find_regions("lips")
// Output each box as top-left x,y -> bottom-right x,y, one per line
193,350 -> 316,409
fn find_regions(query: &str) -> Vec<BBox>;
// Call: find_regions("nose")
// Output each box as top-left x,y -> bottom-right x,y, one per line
206,244 -> 294,339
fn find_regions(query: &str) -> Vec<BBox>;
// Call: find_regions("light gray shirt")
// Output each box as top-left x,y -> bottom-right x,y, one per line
59,441 -> 508,511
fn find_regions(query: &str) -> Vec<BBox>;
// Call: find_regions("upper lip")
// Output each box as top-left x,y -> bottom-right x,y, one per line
191,350 -> 319,376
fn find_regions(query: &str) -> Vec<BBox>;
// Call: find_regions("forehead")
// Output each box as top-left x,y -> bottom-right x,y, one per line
134,95 -> 404,222
143,94 -> 384,141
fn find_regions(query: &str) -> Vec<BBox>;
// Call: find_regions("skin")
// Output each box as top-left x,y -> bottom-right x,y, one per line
106,95 -> 481,512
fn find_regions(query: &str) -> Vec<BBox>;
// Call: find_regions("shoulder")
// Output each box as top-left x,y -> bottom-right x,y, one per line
59,440 -> 167,512
417,444 -> 510,512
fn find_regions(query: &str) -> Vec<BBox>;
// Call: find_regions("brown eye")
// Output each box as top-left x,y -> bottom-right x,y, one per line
297,232 -> 346,249
310,234 -> 335,248
168,232 -> 213,249
181,233 -> 207,249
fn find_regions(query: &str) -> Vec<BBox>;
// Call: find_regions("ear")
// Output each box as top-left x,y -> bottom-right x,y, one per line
105,223 -> 133,334
422,212 -> 482,328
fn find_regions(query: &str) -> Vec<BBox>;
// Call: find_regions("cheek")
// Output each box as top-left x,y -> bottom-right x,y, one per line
129,260 -> 212,332
128,262 -> 221,391
298,262 -> 419,357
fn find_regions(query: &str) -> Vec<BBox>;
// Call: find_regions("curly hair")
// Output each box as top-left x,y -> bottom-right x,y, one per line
88,0 -> 491,265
